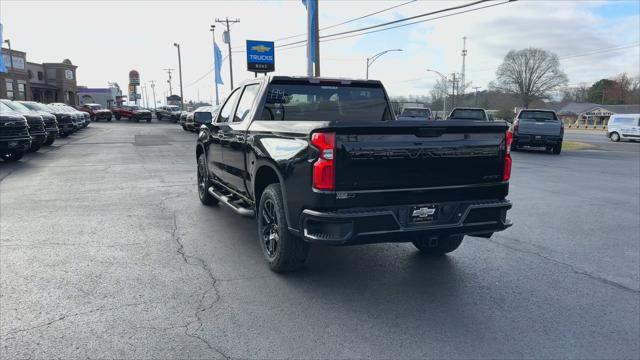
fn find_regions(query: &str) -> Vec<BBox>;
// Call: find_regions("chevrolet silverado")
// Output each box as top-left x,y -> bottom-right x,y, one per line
194,76 -> 513,272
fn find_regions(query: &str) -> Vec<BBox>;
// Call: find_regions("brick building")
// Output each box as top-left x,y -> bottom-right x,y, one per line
1,47 -> 78,105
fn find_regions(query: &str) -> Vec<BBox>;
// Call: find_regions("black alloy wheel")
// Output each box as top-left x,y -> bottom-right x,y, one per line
260,198 -> 279,259
197,154 -> 218,205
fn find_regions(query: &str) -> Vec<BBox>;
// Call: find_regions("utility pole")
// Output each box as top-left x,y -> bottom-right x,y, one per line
450,73 -> 457,108
149,80 -> 157,111
143,83 -> 150,109
173,43 -> 184,111
461,36 -> 467,96
210,25 -> 220,105
216,17 -> 240,90
473,86 -> 481,106
164,68 -> 174,96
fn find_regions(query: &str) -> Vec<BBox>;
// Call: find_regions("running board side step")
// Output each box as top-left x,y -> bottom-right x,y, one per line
208,187 -> 255,217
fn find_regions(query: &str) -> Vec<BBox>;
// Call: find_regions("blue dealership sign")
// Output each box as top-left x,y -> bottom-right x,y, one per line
246,40 -> 275,73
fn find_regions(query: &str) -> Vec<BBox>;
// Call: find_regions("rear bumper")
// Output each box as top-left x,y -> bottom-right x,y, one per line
514,134 -> 562,147
299,199 -> 512,245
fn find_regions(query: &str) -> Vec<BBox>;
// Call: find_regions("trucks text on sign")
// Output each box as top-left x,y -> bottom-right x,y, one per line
246,40 -> 275,73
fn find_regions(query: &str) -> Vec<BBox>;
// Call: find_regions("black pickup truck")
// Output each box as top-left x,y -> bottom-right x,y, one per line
195,76 -> 513,272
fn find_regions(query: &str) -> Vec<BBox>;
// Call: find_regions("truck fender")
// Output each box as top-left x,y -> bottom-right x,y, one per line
251,160 -> 294,231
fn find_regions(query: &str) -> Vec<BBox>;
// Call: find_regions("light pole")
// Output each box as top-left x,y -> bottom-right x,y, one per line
150,80 -> 157,111
173,43 -> 184,111
426,68 -> 448,118
366,49 -> 402,80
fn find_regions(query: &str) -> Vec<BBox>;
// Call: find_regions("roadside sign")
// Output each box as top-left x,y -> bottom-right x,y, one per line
246,40 -> 275,73
129,70 -> 140,85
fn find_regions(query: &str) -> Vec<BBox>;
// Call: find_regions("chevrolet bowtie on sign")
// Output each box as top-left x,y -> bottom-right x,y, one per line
246,40 -> 275,73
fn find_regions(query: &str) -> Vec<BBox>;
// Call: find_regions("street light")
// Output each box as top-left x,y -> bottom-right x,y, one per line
173,43 -> 184,111
366,49 -> 402,79
426,68 -> 448,118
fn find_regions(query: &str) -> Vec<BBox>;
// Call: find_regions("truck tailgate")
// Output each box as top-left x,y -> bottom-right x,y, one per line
518,119 -> 562,136
333,122 -> 509,191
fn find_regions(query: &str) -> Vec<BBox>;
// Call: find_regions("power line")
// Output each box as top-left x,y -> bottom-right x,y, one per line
185,0 -> 512,87
277,0 -> 494,49
466,41 -> 640,73
276,1 -> 511,52
271,0 -> 418,42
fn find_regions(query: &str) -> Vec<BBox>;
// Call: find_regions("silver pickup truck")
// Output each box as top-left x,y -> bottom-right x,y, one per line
511,109 -> 564,154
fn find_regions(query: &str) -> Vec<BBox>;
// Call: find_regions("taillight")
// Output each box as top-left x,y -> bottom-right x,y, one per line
311,132 -> 335,191
503,130 -> 513,181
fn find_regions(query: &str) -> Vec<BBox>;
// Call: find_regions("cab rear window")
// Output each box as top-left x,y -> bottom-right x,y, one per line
260,82 -> 391,121
519,111 -> 558,121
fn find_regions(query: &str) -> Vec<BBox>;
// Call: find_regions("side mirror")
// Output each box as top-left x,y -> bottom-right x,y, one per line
194,111 -> 213,125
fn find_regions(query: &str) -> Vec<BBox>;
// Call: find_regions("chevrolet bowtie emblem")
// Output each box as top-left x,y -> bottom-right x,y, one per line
251,45 -> 271,53
412,207 -> 436,218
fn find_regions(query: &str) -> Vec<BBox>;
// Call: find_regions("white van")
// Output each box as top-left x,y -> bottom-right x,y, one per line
607,114 -> 640,142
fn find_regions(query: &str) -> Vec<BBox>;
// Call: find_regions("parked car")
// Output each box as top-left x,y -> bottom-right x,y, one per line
195,76 -> 513,272
77,103 -> 112,122
179,111 -> 188,127
398,107 -> 432,121
21,101 -> 75,137
1,99 -> 47,152
511,109 -> 563,154
111,105 -> 152,122
607,114 -> 639,142
9,100 -> 59,146
50,103 -> 87,129
156,105 -> 182,122
448,107 -> 489,121
0,101 -> 31,161
183,111 -> 194,131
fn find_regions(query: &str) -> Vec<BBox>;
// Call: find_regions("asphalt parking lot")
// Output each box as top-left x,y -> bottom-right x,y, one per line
1,122 -> 639,359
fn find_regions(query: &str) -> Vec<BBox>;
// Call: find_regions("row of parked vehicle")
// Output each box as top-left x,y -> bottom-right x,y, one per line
0,99 -> 94,162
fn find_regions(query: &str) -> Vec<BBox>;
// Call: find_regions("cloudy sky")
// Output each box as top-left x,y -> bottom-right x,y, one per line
1,0 -> 638,104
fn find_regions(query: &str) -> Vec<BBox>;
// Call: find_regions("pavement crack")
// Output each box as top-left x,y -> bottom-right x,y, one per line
1,301 -> 149,338
486,236 -> 639,293
161,196 -> 230,359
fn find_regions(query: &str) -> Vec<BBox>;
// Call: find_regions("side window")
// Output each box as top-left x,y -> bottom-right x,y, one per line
217,88 -> 242,123
233,84 -> 260,122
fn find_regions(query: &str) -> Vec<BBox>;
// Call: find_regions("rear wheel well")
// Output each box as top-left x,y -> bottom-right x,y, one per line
254,166 -> 280,206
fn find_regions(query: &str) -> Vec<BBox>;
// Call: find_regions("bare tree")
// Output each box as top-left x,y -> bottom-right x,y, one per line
493,48 -> 568,108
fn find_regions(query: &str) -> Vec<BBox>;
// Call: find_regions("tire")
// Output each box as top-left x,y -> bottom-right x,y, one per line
197,154 -> 219,206
552,143 -> 562,154
44,138 -> 55,146
2,151 -> 24,162
610,132 -> 620,142
412,235 -> 464,255
157,114 -> 162,121
115,114 -> 121,120
182,125 -> 188,131
146,118 -> 151,122
29,143 -> 41,152
257,184 -> 310,272
60,132 -> 69,138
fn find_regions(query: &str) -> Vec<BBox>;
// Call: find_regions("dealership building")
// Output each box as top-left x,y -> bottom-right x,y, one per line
1,47 -> 79,105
